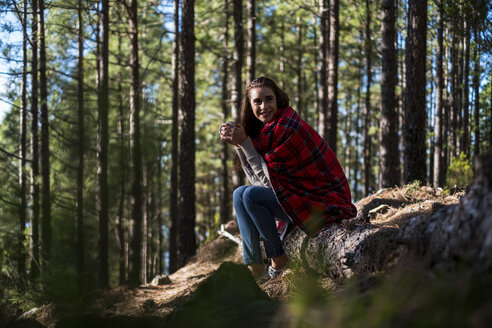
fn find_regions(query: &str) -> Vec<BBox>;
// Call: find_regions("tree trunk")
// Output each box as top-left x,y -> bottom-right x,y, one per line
472,29 -> 480,159
380,0 -> 400,188
327,0 -> 339,153
296,17 -> 303,117
363,0 -> 372,196
231,0 -> 243,119
169,0 -> 179,275
246,0 -> 255,83
30,0 -> 40,281
318,0 -> 328,137
403,0 -> 427,184
97,0 -> 110,289
17,0 -> 28,280
38,0 -> 51,272
157,145 -> 163,275
344,92 -> 351,181
141,166 -> 148,283
178,0 -> 196,268
128,0 -> 143,286
231,0 -> 244,186
450,30 -> 458,160
463,21 -> 470,158
76,0 -> 85,292
279,21 -> 285,88
433,1 -> 444,187
221,0 -> 231,225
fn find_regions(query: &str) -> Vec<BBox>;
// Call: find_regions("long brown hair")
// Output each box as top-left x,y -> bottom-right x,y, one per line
240,76 -> 290,139
234,77 -> 290,170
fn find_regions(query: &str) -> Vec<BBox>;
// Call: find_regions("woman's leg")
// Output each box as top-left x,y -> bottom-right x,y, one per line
233,185 -> 263,266
242,186 -> 291,267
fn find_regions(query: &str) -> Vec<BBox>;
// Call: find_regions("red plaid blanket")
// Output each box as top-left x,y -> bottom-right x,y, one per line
252,106 -> 356,236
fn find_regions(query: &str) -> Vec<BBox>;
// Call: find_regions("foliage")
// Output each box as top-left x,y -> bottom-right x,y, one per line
287,266 -> 492,328
446,153 -> 474,188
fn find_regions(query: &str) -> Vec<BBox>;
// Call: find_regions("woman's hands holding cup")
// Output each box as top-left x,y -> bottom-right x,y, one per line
219,121 -> 247,146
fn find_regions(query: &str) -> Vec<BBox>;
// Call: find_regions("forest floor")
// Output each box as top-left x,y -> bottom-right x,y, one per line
12,184 -> 492,327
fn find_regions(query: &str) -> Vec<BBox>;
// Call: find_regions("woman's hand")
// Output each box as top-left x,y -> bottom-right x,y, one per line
219,122 -> 247,146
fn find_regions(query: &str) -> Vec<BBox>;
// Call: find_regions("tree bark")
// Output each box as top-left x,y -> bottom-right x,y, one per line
178,0 -> 197,268
17,0 -> 28,280
403,0 -> 427,184
221,0 -> 231,225
463,21 -> 470,158
380,0 -> 400,188
327,0 -> 339,153
318,0 -> 328,137
169,0 -> 179,275
30,0 -> 40,281
433,1 -> 444,187
363,0 -> 372,196
231,0 -> 244,186
344,92 -> 351,181
472,29 -> 480,159
450,30 -> 458,160
296,17 -> 303,117
97,0 -> 110,289
246,0 -> 255,83
128,0 -> 143,286
76,0 -> 85,292
38,0 -> 51,272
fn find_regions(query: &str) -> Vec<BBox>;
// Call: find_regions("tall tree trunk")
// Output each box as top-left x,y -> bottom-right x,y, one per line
344,91 -> 351,180
380,0 -> 400,188
450,29 -> 458,160
318,0 -> 328,136
220,0 -> 231,225
128,0 -> 143,285
169,0 -> 179,275
312,24 -> 319,129
18,0 -> 28,280
354,82 -> 362,200
363,0 -> 372,196
457,30 -> 464,155
246,0 -> 255,83
433,0 -> 444,187
462,21 -> 470,158
38,0 -> 51,273
279,21 -> 285,88
296,17 -> 303,117
30,0 -> 40,281
231,0 -> 243,119
327,0 -> 339,153
141,165 -> 148,283
157,145 -> 163,275
231,0 -> 244,186
115,28 -> 127,284
76,0 -> 85,292
404,0 -> 427,184
178,0 -> 196,268
472,29 -> 480,159
97,0 -> 110,289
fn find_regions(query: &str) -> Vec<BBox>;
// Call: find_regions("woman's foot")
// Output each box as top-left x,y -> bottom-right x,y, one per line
247,263 -> 265,279
271,253 -> 288,270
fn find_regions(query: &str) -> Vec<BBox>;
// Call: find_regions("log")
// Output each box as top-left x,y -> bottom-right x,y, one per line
283,153 -> 492,283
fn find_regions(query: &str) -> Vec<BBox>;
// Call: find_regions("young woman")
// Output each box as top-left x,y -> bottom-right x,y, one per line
219,77 -> 356,279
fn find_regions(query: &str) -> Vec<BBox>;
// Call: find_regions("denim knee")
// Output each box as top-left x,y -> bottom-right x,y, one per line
242,186 -> 259,209
233,185 -> 249,207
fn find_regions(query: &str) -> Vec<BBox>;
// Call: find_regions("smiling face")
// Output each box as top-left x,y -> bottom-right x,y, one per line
249,86 -> 278,123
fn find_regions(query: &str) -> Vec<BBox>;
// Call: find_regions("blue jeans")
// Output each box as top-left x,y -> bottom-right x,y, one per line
233,185 -> 292,265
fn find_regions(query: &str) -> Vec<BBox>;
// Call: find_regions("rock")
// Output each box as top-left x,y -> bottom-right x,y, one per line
150,275 -> 171,286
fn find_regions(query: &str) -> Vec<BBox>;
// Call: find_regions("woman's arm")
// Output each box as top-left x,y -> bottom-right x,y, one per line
236,138 -> 272,188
